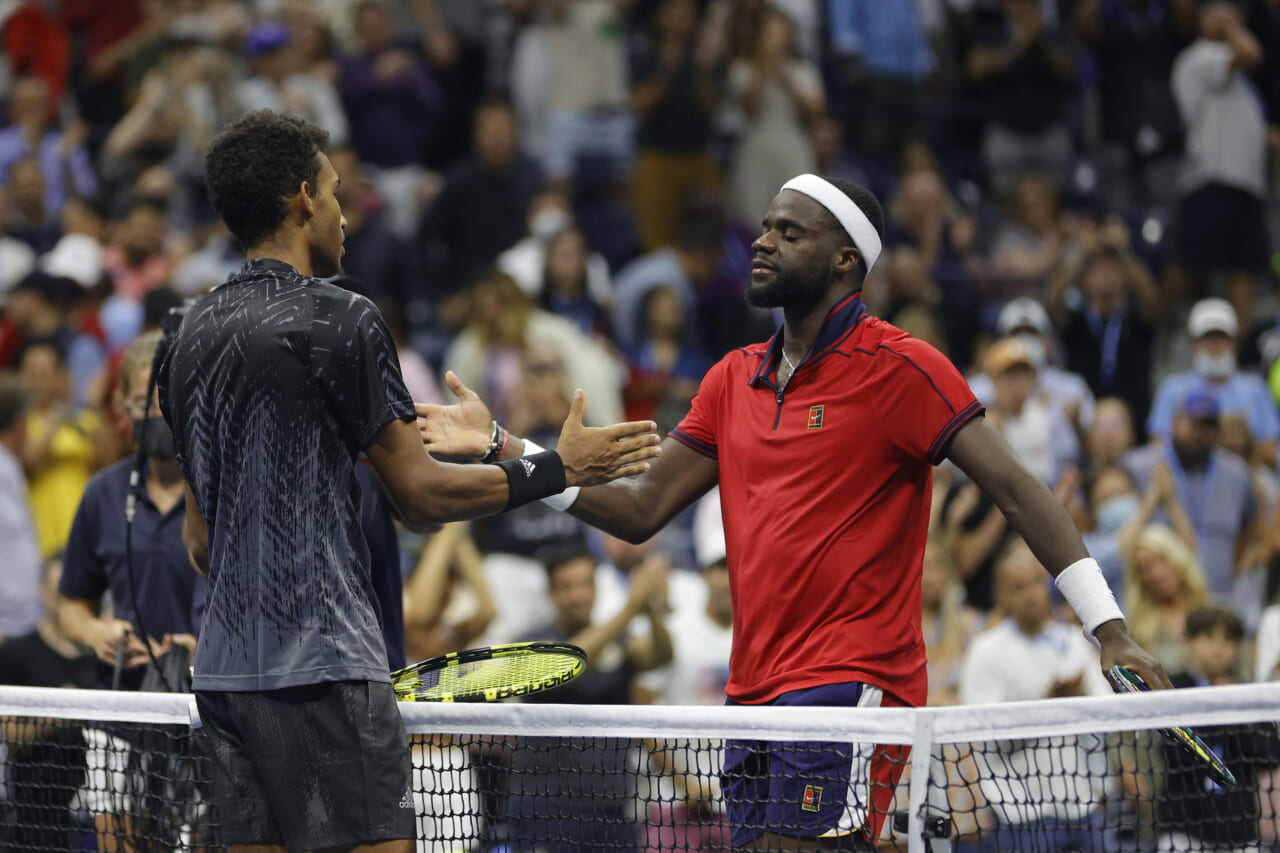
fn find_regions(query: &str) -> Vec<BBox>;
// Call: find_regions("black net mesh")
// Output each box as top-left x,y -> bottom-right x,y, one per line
2,698 -> 1280,851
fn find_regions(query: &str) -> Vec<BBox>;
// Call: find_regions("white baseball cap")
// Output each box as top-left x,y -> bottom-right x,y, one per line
996,297 -> 1052,336
1188,298 -> 1238,339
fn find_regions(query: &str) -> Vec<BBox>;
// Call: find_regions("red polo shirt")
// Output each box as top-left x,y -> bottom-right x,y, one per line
670,292 -> 982,707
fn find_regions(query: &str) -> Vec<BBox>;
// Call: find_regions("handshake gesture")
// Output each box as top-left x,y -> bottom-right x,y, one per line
417,371 -> 661,488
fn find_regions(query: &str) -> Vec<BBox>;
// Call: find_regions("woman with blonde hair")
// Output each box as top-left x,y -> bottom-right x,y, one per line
1123,523 -> 1210,676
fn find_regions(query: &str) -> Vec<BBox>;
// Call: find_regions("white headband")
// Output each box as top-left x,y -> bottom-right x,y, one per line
780,174 -> 881,273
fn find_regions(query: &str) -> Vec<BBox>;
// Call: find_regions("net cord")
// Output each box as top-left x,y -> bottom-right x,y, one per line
2,681 -> 1279,742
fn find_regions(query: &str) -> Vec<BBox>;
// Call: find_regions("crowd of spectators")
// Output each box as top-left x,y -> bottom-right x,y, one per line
8,0 -> 1280,849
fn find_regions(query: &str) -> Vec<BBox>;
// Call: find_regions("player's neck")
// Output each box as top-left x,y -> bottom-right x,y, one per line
246,231 -> 313,278
781,285 -> 857,361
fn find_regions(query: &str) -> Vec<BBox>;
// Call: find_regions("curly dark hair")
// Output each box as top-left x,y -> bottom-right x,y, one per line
204,110 -> 329,249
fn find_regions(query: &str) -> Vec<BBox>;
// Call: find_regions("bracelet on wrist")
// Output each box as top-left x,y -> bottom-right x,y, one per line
480,420 -> 506,464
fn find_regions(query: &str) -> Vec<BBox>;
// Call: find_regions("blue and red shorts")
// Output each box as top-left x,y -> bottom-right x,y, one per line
722,681 -> 910,849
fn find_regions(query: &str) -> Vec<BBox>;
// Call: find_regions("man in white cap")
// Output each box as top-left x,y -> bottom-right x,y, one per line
1148,298 -> 1279,466
968,296 -> 1095,436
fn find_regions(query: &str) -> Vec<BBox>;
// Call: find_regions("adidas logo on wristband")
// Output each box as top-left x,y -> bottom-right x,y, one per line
520,458 -> 536,476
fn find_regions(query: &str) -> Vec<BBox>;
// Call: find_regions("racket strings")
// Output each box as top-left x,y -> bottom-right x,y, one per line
395,651 -> 584,702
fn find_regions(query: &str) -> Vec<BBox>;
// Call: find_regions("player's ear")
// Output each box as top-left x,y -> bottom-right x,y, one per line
297,180 -> 315,221
833,246 -> 860,276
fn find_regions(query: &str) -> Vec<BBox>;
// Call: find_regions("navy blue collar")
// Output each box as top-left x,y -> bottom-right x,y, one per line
748,290 -> 867,387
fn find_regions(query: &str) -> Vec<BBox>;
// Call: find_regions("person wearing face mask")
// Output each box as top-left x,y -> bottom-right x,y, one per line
1148,298 -> 1280,467
1085,464 -> 1197,612
969,296 -> 1095,438
55,329 -> 203,849
497,188 -> 614,307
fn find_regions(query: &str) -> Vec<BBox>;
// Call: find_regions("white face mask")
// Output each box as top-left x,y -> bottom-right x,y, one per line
530,208 -> 572,241
1015,333 -> 1047,370
1194,352 -> 1236,379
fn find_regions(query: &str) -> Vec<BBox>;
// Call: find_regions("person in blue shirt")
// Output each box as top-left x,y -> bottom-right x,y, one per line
56,329 -> 202,851
1148,298 -> 1280,466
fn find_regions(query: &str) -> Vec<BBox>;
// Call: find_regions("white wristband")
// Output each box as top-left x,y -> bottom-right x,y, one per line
1054,557 -> 1125,651
523,439 -> 580,511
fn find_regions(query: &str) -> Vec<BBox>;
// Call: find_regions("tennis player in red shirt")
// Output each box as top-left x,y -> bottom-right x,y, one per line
420,175 -> 1169,852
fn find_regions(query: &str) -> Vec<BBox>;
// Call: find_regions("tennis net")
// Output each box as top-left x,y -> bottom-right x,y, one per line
2,682 -> 1279,852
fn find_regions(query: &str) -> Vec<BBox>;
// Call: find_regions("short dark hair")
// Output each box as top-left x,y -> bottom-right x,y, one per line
539,544 -> 596,581
1185,603 -> 1244,642
0,372 -> 30,432
822,177 -> 884,279
204,110 -> 329,249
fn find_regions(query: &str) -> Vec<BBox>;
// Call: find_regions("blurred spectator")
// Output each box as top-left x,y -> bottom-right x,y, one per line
1170,2 -> 1268,330
0,272 -> 78,369
235,21 -> 350,146
171,221 -> 241,296
56,330 -> 199,691
1085,396 -> 1137,474
337,0 -> 445,237
970,296 -> 1095,437
0,202 -> 37,296
1082,465 -> 1143,605
1157,604 -> 1280,851
443,270 -> 623,427
0,76 -> 97,218
1074,0 -> 1197,214
417,101 -> 542,298
1220,413 -> 1279,510
883,166 -> 982,367
18,338 -> 112,561
636,488 -> 734,852
537,228 -> 614,339
497,189 -> 613,310
725,7 -> 824,225
101,198 -> 176,302
1148,299 -> 1279,467
6,158 -> 61,253
624,284 -> 711,422
471,344 -> 590,567
824,0 -> 935,164
1048,230 -> 1160,434
510,0 -> 633,186
988,172 -> 1067,293
981,336 -> 1080,484
920,535 -> 981,707
402,522 -> 497,663
507,546 -> 672,852
0,372 -> 41,640
808,113 -> 880,190
612,214 -> 723,352
1130,390 -> 1262,604
941,472 -> 1018,612
329,146 -> 411,310
0,1 -> 71,111
962,0 -> 1077,193
1123,523 -> 1210,676
0,555 -> 93,685
629,0 -> 724,251
959,542 -> 1113,850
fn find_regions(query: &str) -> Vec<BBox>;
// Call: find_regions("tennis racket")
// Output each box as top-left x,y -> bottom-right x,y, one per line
1107,665 -> 1238,789
391,642 -> 587,703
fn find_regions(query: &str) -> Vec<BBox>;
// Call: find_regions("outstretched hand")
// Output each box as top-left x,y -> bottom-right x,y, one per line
557,388 -> 661,487
415,371 -> 495,460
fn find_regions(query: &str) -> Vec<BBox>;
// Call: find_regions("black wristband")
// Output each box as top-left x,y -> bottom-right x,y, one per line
496,450 -> 567,511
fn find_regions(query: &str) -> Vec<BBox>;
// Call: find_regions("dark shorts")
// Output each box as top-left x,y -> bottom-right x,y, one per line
195,680 -> 414,850
722,682 -> 909,850
1178,183 -> 1269,274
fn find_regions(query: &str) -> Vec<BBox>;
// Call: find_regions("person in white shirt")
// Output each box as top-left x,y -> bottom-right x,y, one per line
981,336 -> 1080,485
959,542 -> 1116,851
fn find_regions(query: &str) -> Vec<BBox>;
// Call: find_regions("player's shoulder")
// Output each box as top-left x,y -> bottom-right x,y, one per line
852,317 -> 958,376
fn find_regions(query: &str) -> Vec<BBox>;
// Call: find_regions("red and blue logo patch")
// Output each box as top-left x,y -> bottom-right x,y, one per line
807,405 -> 825,430
802,784 -> 822,813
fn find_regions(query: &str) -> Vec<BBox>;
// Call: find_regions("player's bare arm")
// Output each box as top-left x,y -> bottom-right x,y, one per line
181,481 -> 209,577
417,371 -> 718,542
374,382 -> 661,529
946,415 -> 1173,689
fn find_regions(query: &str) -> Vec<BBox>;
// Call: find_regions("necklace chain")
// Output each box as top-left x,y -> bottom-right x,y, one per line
781,348 -> 798,374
